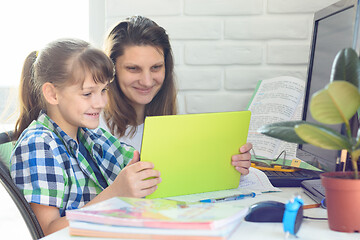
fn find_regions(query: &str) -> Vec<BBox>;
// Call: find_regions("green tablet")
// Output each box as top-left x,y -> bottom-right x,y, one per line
140,111 -> 251,199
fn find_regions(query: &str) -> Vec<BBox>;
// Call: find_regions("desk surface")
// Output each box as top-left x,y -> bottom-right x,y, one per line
42,188 -> 359,240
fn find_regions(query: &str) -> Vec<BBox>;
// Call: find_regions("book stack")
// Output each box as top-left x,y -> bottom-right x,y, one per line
66,197 -> 248,240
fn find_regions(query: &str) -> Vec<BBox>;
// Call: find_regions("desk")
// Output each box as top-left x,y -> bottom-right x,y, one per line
42,188 -> 359,240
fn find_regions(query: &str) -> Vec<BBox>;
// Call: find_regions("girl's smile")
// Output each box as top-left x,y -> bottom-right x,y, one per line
49,74 -> 108,139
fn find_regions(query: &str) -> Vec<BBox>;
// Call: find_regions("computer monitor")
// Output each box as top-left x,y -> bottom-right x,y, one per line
296,0 -> 360,172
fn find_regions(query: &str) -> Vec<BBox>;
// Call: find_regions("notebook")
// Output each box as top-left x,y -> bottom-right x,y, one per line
140,111 -> 251,199
300,179 -> 326,206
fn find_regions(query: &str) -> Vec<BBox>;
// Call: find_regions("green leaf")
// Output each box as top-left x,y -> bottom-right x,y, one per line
258,121 -> 307,144
310,81 -> 360,124
352,149 -> 360,162
295,124 -> 351,150
331,48 -> 360,89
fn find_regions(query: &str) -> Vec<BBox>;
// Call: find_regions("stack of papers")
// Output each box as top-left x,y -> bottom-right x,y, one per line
66,197 -> 248,240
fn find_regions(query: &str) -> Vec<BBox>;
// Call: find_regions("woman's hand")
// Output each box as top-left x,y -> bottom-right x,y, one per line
109,151 -> 162,198
232,142 -> 252,175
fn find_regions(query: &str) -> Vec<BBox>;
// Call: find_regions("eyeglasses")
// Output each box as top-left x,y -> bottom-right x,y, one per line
251,149 -> 287,166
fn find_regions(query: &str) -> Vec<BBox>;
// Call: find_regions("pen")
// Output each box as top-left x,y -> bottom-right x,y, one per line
199,192 -> 256,203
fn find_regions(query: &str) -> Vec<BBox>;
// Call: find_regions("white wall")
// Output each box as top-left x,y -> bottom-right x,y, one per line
89,0 -> 340,114
0,1 -> 89,128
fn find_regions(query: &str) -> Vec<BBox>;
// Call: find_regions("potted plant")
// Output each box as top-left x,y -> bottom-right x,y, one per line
258,48 -> 360,233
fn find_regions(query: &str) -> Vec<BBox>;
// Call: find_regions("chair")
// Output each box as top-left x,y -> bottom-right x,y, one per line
0,130 -> 15,144
0,131 -> 44,239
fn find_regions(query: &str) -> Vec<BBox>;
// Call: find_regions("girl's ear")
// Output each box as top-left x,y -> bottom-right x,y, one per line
42,82 -> 59,105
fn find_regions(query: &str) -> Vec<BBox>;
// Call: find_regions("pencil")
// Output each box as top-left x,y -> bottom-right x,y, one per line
303,203 -> 321,209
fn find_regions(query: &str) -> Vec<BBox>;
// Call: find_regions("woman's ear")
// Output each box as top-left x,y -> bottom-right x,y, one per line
42,82 -> 59,105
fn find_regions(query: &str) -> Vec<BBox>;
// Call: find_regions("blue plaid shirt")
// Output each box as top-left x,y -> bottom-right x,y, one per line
10,112 -> 135,217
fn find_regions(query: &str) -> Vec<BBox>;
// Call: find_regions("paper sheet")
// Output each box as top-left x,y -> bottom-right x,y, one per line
165,167 -> 280,202
238,167 -> 281,193
165,188 -> 255,203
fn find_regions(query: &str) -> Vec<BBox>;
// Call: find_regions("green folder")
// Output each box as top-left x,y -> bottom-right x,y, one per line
140,111 -> 251,199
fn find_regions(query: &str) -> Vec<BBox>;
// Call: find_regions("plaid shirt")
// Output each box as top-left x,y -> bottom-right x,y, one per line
10,112 -> 135,217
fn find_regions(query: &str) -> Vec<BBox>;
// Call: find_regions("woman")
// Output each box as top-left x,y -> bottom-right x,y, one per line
100,15 -> 252,175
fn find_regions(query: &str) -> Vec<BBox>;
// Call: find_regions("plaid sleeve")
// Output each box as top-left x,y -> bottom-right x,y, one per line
10,134 -> 66,209
97,128 -> 135,167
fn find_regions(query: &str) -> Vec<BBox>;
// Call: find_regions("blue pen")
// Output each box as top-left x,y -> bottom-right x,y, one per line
199,192 -> 256,203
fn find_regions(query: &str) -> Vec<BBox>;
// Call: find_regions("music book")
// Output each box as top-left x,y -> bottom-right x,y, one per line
140,111 -> 251,199
66,197 -> 247,239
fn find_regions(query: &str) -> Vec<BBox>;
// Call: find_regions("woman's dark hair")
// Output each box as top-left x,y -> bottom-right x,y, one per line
14,38 -> 114,139
103,15 -> 177,137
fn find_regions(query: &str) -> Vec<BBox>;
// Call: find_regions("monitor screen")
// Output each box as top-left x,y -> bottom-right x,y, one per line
296,0 -> 359,172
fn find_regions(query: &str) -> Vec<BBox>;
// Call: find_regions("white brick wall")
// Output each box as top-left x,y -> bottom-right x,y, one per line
92,0 -> 340,114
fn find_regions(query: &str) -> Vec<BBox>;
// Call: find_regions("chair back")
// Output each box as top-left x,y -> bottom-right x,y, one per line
0,131 -> 44,239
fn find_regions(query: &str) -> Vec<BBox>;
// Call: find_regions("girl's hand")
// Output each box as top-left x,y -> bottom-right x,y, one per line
30,203 -> 68,236
232,142 -> 252,175
110,151 -> 162,198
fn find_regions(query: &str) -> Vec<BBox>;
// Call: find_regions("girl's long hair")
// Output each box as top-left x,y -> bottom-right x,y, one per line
103,15 -> 177,138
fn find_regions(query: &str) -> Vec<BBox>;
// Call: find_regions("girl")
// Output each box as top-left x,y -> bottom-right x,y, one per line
101,16 -> 252,175
10,39 -> 161,236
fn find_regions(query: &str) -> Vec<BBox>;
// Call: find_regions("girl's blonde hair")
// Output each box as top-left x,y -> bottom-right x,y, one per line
14,38 -> 114,140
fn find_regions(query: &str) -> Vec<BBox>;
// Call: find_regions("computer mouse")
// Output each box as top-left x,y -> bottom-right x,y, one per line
245,200 -> 285,222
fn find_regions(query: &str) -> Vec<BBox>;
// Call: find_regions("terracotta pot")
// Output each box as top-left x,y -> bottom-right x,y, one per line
320,171 -> 360,232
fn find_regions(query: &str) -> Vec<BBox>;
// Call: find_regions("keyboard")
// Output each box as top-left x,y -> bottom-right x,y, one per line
263,169 -> 321,187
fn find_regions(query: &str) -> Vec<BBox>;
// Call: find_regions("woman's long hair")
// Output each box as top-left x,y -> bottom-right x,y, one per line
103,15 -> 177,137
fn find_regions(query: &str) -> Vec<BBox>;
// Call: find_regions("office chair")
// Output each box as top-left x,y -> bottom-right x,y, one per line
0,131 -> 44,239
